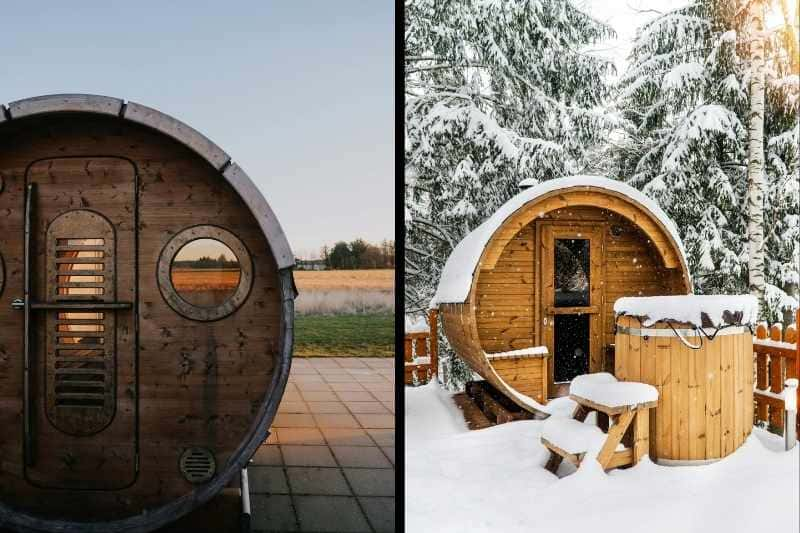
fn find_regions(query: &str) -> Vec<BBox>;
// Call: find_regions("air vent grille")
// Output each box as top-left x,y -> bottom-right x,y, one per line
180,447 -> 216,484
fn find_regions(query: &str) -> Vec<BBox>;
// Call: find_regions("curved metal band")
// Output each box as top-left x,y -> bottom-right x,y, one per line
617,325 -> 749,338
2,94 -> 294,270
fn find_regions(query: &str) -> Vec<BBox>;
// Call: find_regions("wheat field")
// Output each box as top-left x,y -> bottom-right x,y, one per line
294,269 -> 394,290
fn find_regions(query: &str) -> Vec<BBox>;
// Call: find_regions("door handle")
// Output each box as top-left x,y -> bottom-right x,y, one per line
11,298 -> 24,310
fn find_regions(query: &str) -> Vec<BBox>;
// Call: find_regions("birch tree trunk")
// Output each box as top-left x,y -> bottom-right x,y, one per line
746,0 -> 766,316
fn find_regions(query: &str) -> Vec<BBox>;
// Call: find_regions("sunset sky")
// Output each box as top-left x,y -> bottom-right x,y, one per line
1,2 -> 394,259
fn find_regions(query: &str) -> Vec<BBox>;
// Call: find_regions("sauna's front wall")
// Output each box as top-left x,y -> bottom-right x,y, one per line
475,206 -> 686,354
0,113 -> 282,521
615,316 -> 753,462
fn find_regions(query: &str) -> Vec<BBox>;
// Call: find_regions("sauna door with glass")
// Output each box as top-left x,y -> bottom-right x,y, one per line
539,224 -> 603,398
22,157 -> 137,490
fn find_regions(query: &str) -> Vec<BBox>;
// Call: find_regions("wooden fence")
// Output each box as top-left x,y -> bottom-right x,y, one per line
404,309 -> 438,385
753,309 -> 799,436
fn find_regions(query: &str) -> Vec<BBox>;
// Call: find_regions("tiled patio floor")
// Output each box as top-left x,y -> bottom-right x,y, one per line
249,357 -> 395,533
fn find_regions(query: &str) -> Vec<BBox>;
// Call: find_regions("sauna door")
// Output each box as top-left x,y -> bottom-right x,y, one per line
21,157 -> 138,490
539,224 -> 603,398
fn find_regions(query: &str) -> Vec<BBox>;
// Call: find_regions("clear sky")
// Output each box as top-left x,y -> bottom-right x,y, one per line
1,1 -> 394,260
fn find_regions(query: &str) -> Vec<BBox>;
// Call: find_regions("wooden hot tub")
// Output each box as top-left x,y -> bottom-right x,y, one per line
614,295 -> 757,464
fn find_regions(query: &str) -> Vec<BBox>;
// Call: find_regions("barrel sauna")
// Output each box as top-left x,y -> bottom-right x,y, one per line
614,295 -> 757,464
0,94 -> 295,532
433,176 -> 692,412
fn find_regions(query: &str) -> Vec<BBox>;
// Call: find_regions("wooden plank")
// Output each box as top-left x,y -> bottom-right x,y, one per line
596,411 -> 635,469
657,335 -> 673,460
632,408 -> 650,464
677,336 -> 689,460
769,355 -> 784,430
706,333 -> 722,459
721,335 -> 734,456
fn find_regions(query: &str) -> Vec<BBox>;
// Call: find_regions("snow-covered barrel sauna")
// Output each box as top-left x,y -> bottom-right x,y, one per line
614,295 -> 758,464
432,176 -> 692,411
0,94 -> 295,532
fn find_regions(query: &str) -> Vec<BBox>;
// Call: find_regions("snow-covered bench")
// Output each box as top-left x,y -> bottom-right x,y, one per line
541,373 -> 658,473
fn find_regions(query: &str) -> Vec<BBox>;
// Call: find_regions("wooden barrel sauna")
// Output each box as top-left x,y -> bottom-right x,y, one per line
0,94 -> 295,532
614,296 -> 757,464
433,176 -> 692,412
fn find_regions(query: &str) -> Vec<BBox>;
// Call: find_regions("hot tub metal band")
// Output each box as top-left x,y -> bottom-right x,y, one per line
617,324 -> 749,342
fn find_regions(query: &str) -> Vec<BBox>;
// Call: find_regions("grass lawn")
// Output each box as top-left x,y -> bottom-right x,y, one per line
294,312 -> 395,357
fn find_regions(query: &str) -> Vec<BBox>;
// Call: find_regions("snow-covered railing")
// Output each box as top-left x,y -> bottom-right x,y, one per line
404,309 -> 438,386
753,312 -> 799,445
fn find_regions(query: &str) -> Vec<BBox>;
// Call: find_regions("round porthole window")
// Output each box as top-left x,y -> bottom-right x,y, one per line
158,226 -> 253,321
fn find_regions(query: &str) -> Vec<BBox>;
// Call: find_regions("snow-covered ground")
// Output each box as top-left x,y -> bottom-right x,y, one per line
406,382 -> 799,533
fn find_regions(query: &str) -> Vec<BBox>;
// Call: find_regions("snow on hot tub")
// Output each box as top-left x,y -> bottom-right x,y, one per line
613,294 -> 759,329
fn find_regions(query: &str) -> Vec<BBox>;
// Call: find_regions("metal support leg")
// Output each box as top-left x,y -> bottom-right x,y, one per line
240,467 -> 251,533
785,379 -> 798,451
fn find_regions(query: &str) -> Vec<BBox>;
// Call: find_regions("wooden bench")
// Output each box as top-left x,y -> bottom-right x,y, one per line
541,391 -> 657,474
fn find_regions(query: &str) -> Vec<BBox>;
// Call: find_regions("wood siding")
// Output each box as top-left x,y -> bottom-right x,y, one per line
0,113 -> 284,522
445,197 -> 690,411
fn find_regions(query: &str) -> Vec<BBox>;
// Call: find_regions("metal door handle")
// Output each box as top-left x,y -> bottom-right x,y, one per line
11,298 -> 24,310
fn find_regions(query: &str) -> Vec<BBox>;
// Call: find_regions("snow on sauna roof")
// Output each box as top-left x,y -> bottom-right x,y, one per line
614,295 -> 759,328
432,175 -> 688,306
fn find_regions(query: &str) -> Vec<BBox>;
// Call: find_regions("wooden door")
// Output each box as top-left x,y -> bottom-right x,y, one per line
23,157 -> 138,490
538,223 -> 604,398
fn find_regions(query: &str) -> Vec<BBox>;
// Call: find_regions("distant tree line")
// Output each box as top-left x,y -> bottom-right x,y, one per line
173,254 -> 239,270
321,239 -> 395,269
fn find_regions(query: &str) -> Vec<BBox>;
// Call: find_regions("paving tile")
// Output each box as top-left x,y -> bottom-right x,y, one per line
252,445 -> 283,466
369,390 -> 393,402
293,374 -> 326,383
324,375 -> 363,383
335,358 -> 367,367
381,447 -> 395,466
359,496 -> 395,533
295,381 -> 333,392
307,401 -> 349,414
278,401 -> 310,414
329,382 -> 366,392
343,468 -> 395,496
266,430 -> 279,444
286,467 -> 351,495
361,382 -> 392,391
282,388 -> 304,402
344,401 -> 389,414
331,446 -> 392,468
251,494 -> 298,532
291,366 -> 320,375
249,466 -> 289,494
353,375 -> 387,383
353,413 -> 394,429
281,445 -> 337,467
381,401 -> 395,414
275,427 -> 326,446
299,390 -> 339,402
366,429 -> 395,447
335,391 -> 376,402
294,496 -> 370,532
273,413 -> 317,428
313,413 -> 360,428
320,428 -> 376,447
309,359 -> 341,368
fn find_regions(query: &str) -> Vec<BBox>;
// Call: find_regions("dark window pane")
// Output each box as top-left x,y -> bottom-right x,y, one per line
554,314 -> 590,382
554,238 -> 589,307
171,239 -> 241,307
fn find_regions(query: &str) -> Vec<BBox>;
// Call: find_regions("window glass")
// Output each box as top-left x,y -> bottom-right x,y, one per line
170,239 -> 242,307
554,238 -> 590,307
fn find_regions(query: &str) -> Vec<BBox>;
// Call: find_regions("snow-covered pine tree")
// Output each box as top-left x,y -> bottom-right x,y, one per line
405,0 -> 618,385
614,0 -> 799,323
